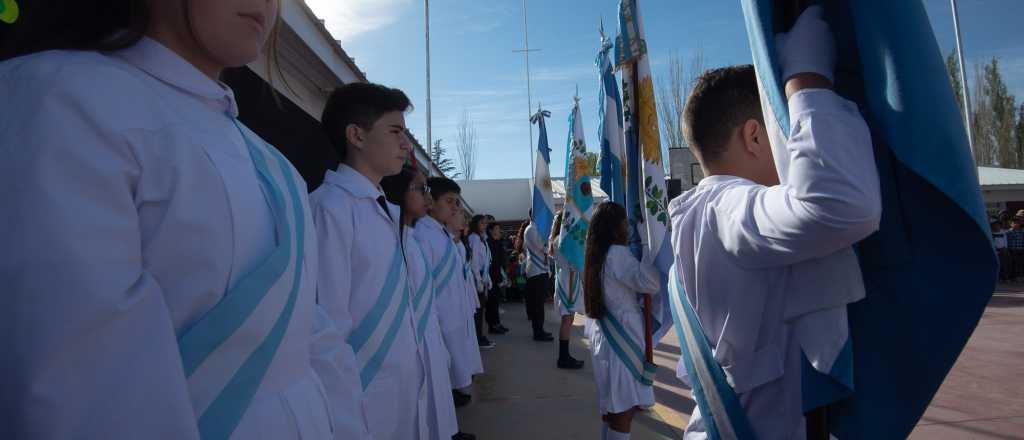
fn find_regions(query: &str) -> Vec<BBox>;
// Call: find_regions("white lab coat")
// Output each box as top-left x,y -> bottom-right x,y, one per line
0,39 -> 338,439
553,264 -> 585,316
468,233 -> 492,292
589,246 -> 662,414
523,223 -> 550,278
415,217 -> 483,388
404,229 -> 460,439
457,241 -> 482,311
668,89 -> 881,439
310,165 -> 429,440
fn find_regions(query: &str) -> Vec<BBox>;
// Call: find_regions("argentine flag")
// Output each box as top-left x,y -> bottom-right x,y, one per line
597,24 -> 626,205
531,107 -> 556,241
558,99 -> 594,273
742,1 -> 997,437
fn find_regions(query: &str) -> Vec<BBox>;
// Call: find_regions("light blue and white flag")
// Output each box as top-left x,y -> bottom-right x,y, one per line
596,22 -> 626,205
741,1 -> 997,437
558,98 -> 594,273
531,107 -> 555,242
616,0 -> 674,344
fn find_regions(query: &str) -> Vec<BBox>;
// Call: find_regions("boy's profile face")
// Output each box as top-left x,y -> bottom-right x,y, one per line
432,191 -> 461,226
348,111 -> 411,177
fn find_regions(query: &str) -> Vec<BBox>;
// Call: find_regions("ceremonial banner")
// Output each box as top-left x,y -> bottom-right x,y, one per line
597,24 -> 626,205
531,108 -> 556,241
558,98 -> 594,273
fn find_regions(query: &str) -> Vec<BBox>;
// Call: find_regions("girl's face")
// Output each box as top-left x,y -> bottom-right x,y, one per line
488,225 -> 502,240
150,0 -> 279,76
404,173 -> 429,221
476,218 -> 489,235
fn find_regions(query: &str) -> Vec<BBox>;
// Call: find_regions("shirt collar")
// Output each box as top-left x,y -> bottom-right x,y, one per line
111,36 -> 239,118
323,163 -> 384,199
697,174 -> 756,188
419,215 -> 451,237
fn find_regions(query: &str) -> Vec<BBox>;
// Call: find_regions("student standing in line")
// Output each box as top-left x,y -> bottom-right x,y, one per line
416,178 -> 484,408
468,214 -> 497,348
311,83 -> 429,440
1,1 -> 350,438
583,202 -> 662,440
523,215 -> 555,341
485,221 -> 511,334
381,167 -> 476,440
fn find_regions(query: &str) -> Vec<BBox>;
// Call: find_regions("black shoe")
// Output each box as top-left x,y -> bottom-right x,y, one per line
533,332 -> 554,342
452,432 -> 477,440
488,325 -> 508,335
452,390 -> 471,407
497,324 -> 510,332
557,356 -> 585,369
478,337 -> 496,349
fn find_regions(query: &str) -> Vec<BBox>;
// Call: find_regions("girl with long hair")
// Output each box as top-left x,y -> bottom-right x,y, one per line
467,214 -> 496,348
583,202 -> 661,439
0,1 -> 346,438
381,167 -> 474,440
549,211 -> 585,369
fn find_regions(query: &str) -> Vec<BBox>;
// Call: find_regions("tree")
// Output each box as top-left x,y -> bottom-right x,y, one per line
971,62 -> 996,166
1016,104 -> 1024,170
656,48 -> 705,152
429,138 -> 461,179
982,58 -> 1018,168
945,50 -> 966,123
455,110 -> 478,180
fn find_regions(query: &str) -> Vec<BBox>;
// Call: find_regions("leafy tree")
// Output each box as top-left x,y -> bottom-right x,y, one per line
429,139 -> 461,179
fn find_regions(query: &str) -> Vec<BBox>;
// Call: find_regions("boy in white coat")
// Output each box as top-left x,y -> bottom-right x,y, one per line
310,83 -> 429,440
667,7 -> 881,439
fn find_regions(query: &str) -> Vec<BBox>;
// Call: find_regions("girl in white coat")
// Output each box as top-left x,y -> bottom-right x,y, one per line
382,166 -> 476,440
0,1 -> 348,438
583,202 -> 662,440
549,211 -> 586,369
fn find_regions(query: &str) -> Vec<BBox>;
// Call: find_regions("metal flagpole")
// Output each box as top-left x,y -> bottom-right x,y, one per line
425,0 -> 433,159
514,0 -> 541,180
951,0 -> 975,155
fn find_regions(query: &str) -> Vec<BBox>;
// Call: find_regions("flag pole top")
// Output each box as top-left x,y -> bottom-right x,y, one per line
574,84 -> 580,105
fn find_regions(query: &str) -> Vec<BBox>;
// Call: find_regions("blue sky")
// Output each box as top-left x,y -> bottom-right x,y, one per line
307,0 -> 1024,180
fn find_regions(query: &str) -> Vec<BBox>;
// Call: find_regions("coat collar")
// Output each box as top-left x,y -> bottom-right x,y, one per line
111,37 -> 239,117
323,164 -> 384,200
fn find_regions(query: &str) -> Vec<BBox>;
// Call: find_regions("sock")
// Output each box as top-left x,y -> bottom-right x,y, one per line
601,424 -> 610,440
607,428 -> 629,440
559,339 -> 569,359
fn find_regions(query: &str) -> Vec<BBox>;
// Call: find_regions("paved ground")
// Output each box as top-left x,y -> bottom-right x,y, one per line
459,288 -> 1024,440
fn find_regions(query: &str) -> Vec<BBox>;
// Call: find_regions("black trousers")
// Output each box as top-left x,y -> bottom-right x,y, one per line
485,285 -> 503,326
525,274 -> 549,333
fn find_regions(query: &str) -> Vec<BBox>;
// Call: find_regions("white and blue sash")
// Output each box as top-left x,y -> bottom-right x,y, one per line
667,265 -> 756,440
411,243 -> 438,342
554,267 -> 580,310
347,242 -> 413,389
596,310 -> 657,386
176,121 -> 307,439
432,238 -> 457,294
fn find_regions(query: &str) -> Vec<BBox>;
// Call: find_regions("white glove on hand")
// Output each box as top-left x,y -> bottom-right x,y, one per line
774,5 -> 836,83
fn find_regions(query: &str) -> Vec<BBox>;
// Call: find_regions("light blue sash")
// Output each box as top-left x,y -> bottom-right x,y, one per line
667,265 -> 756,440
432,238 -> 457,294
176,122 -> 306,439
347,242 -> 412,389
411,242 -> 437,342
596,310 -> 657,386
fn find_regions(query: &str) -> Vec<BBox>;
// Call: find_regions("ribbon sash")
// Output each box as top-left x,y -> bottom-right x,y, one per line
596,310 -> 657,386
347,243 -> 412,389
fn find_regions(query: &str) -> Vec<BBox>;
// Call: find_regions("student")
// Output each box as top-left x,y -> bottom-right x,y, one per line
583,202 -> 662,440
548,211 -> 586,369
485,221 -> 511,334
0,1 -> 346,438
667,7 -> 882,438
523,215 -> 555,341
453,215 -> 487,355
415,178 -> 484,408
468,214 -> 496,348
311,82 -> 429,440
381,167 -> 476,440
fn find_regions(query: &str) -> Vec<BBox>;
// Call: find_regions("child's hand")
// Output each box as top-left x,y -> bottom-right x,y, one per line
775,6 -> 835,84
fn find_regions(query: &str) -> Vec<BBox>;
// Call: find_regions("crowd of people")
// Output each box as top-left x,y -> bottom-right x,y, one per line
3,2 -> 884,440
991,210 -> 1024,282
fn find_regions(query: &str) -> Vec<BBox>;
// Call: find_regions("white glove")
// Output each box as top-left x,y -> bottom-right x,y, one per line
774,5 -> 835,83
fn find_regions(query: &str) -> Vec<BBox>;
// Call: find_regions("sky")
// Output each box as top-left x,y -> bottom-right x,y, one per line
306,0 -> 1024,180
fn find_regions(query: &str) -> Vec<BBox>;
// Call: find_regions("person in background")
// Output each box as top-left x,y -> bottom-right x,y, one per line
993,220 -> 1010,282
486,222 -> 511,334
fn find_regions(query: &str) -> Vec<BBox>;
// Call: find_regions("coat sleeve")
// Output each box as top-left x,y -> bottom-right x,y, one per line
713,89 -> 882,269
309,203 -> 371,439
0,66 -> 200,439
607,247 -> 661,294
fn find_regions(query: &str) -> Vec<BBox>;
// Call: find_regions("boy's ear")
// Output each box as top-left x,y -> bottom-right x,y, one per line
345,123 -> 364,152
741,119 -> 769,157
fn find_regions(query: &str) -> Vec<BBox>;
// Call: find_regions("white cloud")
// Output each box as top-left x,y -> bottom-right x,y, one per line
306,0 -> 413,43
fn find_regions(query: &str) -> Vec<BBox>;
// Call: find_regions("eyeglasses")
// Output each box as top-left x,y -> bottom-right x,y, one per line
409,184 -> 431,195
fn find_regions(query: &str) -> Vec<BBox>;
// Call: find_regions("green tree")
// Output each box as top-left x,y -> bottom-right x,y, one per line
1016,104 -> 1024,169
946,50 -> 966,123
981,58 -> 1018,168
429,139 -> 461,179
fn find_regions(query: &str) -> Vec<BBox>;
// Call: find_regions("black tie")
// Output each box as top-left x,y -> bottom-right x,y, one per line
376,196 -> 393,222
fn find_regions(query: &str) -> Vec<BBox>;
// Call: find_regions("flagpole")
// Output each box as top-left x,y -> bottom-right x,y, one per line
424,0 -> 433,159
515,0 -> 541,181
950,0 -> 975,155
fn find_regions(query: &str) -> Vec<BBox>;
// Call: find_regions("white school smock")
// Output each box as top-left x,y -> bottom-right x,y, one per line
468,233 -> 493,292
310,164 -> 429,440
457,242 -> 482,311
414,217 -> 483,388
0,38 -> 338,439
523,223 -> 550,277
589,245 -> 661,414
553,261 -> 585,316
668,89 -> 881,439
404,229 -> 460,439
